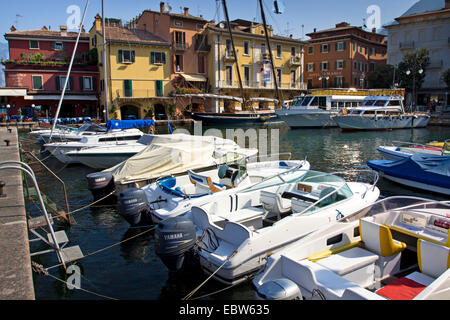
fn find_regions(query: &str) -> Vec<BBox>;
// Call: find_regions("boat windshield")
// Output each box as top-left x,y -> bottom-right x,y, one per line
374,100 -> 388,106
292,97 -> 304,106
300,96 -> 313,106
363,100 -> 376,106
241,169 -> 353,200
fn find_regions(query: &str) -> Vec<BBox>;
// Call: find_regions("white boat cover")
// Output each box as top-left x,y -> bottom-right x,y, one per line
108,134 -> 238,184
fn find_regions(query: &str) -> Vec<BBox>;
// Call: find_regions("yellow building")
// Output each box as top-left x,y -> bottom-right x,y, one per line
206,19 -> 307,111
90,14 -> 173,120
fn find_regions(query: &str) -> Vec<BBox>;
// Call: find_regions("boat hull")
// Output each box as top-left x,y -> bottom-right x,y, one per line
333,115 -> 430,130
191,112 -> 275,125
276,110 -> 338,128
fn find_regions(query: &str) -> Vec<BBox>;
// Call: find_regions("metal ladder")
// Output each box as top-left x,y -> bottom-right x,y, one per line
0,160 -> 83,269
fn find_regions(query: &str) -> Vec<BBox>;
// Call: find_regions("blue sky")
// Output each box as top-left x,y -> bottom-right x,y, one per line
0,0 -> 419,43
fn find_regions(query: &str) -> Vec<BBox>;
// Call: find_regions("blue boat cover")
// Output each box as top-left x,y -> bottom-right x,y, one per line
107,120 -> 155,130
367,154 -> 450,189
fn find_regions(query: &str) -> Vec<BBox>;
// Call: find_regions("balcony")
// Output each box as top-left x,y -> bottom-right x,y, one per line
173,42 -> 188,51
290,56 -> 302,66
427,59 -> 443,69
194,36 -> 211,52
399,41 -> 415,50
224,51 -> 236,61
255,53 -> 270,65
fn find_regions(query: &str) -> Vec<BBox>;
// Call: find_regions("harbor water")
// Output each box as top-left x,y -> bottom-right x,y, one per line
21,122 -> 450,300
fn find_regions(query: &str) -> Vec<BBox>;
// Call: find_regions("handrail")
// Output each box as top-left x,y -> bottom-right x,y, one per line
0,161 -> 66,268
20,149 -> 72,224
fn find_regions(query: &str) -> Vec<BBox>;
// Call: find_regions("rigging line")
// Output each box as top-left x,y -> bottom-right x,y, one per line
45,225 -> 157,271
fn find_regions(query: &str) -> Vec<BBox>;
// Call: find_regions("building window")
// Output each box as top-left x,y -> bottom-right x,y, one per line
173,20 -> 183,27
81,76 -> 93,91
320,61 -> 329,71
124,80 -> 133,97
32,75 -> 43,90
307,78 -> 313,89
276,45 -> 282,58
225,39 -> 233,57
353,41 -> 357,52
320,44 -> 329,53
175,54 -> 184,72
225,65 -> 233,86
151,52 -> 166,65
30,40 -> 39,49
174,31 -> 186,49
308,46 -> 314,54
118,50 -> 135,64
261,43 -> 266,55
336,42 -> 345,51
290,69 -> 296,88
276,68 -> 282,85
370,47 -> 376,56
244,66 -> 250,87
243,41 -> 250,55
198,55 -> 205,74
291,47 -> 296,57
155,80 -> 163,97
359,62 -> 363,72
336,60 -> 344,70
306,63 -> 315,72
335,76 -> 344,88
92,36 -> 97,47
353,61 -> 357,69
56,76 -> 73,91
54,42 -> 64,51
369,62 -> 375,72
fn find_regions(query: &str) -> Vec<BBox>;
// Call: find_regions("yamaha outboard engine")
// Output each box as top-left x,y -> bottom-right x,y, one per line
118,188 -> 152,226
155,217 -> 197,272
86,171 -> 116,202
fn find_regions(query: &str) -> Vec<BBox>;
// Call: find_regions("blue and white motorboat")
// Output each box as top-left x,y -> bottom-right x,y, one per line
377,142 -> 444,161
367,154 -> 450,196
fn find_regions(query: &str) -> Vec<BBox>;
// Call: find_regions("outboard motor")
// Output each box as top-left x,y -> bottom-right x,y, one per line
256,279 -> 302,300
86,171 -> 115,202
155,217 -> 197,272
118,188 -> 152,226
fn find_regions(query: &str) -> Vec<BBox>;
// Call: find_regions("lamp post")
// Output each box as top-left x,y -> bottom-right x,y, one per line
406,68 -> 423,112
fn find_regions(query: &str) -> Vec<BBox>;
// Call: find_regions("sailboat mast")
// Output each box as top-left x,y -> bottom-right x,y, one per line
221,0 -> 247,109
258,0 -> 283,108
102,0 -> 109,122
50,0 -> 90,139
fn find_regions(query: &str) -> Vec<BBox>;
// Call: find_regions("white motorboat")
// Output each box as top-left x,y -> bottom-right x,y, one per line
253,196 -> 450,300
118,153 -> 310,226
332,94 -> 430,130
86,134 -> 259,201
36,122 -> 108,144
154,169 -> 380,284
43,128 -> 144,164
276,90 -> 366,128
377,142 -> 444,161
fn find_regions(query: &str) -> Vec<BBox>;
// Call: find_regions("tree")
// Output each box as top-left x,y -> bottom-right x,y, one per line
397,48 -> 430,92
367,64 -> 395,89
441,69 -> 450,89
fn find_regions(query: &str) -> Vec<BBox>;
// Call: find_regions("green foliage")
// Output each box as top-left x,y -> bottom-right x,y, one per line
397,48 -> 430,91
367,64 -> 395,89
168,104 -> 176,117
442,69 -> 450,88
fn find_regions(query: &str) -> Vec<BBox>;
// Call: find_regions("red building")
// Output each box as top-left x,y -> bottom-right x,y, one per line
304,22 -> 387,89
0,25 -> 100,119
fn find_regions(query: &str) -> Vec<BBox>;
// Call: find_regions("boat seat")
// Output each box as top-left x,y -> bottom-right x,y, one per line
376,240 -> 449,300
359,217 -> 407,280
188,170 -> 226,193
315,247 -> 379,288
260,190 -> 291,216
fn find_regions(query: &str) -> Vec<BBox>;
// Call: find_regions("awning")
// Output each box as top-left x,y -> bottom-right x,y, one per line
0,88 -> 27,96
180,73 -> 207,82
24,95 -> 98,101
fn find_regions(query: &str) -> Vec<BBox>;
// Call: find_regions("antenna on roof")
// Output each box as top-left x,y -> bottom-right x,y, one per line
15,14 -> 23,28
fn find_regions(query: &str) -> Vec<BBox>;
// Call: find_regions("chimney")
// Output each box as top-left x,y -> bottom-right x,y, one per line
42,26 -> 48,31
313,28 -> 316,33
160,2 -> 165,13
10,25 -> 16,32
60,25 -> 68,32
184,7 -> 189,16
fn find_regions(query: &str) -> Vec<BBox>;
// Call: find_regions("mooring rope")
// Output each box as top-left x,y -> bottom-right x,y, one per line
182,249 -> 238,301
67,190 -> 117,216
45,224 -> 157,271
31,261 -> 118,300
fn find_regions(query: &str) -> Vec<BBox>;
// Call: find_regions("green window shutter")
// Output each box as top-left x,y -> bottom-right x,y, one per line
162,53 -> 166,64
69,77 -> 74,90
92,77 -> 97,91
151,52 -> 155,64
118,50 -> 123,63
155,80 -> 163,97
79,77 -> 84,91
124,80 -> 132,97
55,76 -> 60,90
131,51 -> 135,63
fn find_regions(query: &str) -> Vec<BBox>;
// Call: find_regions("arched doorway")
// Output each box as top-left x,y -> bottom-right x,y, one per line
120,105 -> 140,120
